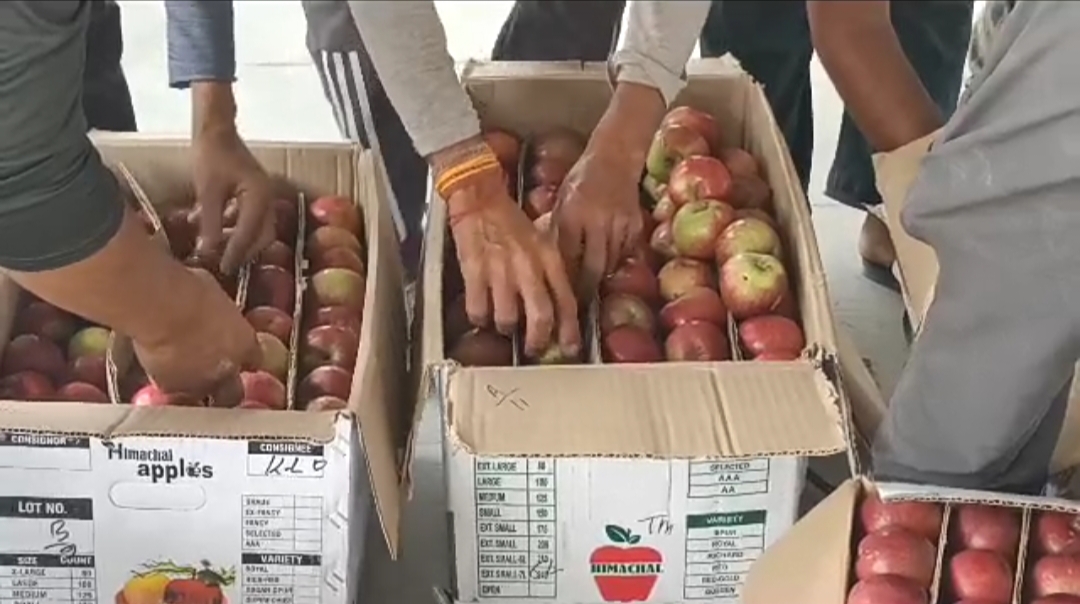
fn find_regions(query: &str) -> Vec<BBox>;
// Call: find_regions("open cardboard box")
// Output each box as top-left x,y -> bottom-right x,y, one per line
0,135 -> 408,604
413,58 -> 856,604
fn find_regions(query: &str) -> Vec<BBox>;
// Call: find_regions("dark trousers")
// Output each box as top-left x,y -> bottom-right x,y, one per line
84,0 -> 136,133
700,0 -> 972,207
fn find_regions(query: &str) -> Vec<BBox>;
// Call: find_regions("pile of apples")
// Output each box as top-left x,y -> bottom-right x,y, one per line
599,105 -> 806,364
0,300 -> 112,403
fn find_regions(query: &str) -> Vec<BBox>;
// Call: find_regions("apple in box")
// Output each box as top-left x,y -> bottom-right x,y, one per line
671,199 -> 736,260
2,334 -> 67,384
0,371 -> 55,401
658,258 -> 714,302
719,252 -> 790,320
668,156 -> 732,206
600,293 -> 656,335
715,217 -> 782,265
665,322 -> 730,362
645,124 -> 709,183
15,301 -> 77,344
602,258 -> 660,304
602,326 -> 662,364
659,288 -> 726,331
309,195 -> 361,234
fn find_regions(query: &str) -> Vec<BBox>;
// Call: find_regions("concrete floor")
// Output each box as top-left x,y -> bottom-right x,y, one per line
116,2 -> 983,602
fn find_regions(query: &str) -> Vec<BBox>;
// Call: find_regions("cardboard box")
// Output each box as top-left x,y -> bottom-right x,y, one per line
874,133 -> 1080,474
0,136 -> 408,604
414,59 -> 854,604
742,477 -> 1080,604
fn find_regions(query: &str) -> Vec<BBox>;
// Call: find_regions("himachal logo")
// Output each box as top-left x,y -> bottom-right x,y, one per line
589,525 -> 663,602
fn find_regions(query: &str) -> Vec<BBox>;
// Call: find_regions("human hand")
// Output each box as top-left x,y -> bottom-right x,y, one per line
448,168 -> 581,358
133,268 -> 262,407
554,138 -> 646,296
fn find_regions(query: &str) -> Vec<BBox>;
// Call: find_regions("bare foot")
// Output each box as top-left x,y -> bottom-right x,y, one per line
858,213 -> 896,268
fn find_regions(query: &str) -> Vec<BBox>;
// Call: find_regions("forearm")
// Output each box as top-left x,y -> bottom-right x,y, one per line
345,1 -> 481,160
807,0 -> 943,152
165,0 -> 236,88
612,0 -> 711,107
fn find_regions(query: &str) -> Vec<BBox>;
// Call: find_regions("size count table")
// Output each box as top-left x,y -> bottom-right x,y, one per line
473,458 -> 556,599
687,460 -> 770,498
682,511 -> 767,601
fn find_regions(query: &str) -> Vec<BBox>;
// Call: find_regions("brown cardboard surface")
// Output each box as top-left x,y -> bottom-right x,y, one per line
874,131 -> 1080,474
0,135 -> 409,554
414,59 -> 849,465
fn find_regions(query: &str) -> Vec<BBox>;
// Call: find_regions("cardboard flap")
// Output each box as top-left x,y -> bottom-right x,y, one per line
743,478 -> 857,604
445,362 -> 845,458
876,481 -> 1080,513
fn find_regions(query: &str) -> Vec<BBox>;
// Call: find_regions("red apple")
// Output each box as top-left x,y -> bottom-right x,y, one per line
299,365 -> 353,405
735,208 -> 778,230
665,322 -> 731,362
727,176 -> 773,210
0,371 -> 55,401
719,252 -> 789,320
162,207 -> 197,258
658,258 -> 714,302
238,400 -> 272,410
15,301 -> 77,344
55,381 -> 109,404
305,396 -> 349,412
484,129 -> 521,172
311,246 -> 366,275
246,306 -> 294,344
69,356 -> 108,392
645,124 -> 710,183
302,325 -> 359,374
258,240 -> 294,272
3,334 -> 67,384
652,195 -> 677,223
256,332 -> 290,381
601,258 -> 660,304
530,159 -> 570,188
306,225 -> 363,259
668,156 -> 734,206
525,186 -> 558,220
738,315 -> 804,358
602,326 -> 662,364
68,326 -> 112,361
672,199 -> 736,259
661,106 -> 720,152
309,195 -> 361,234
311,267 -> 366,311
309,305 -> 362,337
717,147 -> 759,179
241,370 -> 287,410
448,329 -> 514,367
532,128 -> 585,166
600,293 -> 656,335
249,265 -> 297,314
275,197 -> 300,243
660,287 -> 727,331
650,222 -> 677,260
715,217 -> 782,265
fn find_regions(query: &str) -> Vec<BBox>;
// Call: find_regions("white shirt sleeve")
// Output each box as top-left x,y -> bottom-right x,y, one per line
345,1 -> 481,158
611,1 -> 712,106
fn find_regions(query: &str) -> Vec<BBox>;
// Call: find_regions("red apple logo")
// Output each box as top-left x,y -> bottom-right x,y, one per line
590,525 -> 663,602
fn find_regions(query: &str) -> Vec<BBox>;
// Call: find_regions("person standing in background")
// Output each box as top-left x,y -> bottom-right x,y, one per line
84,0 -> 137,132
699,1 -> 973,291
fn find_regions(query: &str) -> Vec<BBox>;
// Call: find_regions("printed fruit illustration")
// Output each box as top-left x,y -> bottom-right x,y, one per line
590,525 -> 663,602
119,560 -> 235,604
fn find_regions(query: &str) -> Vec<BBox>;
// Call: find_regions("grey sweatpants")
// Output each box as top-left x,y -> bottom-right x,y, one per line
872,1 -> 1080,493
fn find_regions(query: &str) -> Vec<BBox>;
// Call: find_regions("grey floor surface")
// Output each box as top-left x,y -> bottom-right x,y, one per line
115,1 -> 985,602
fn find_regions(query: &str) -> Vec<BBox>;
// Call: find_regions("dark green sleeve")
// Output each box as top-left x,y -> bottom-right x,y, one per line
0,1 -> 123,272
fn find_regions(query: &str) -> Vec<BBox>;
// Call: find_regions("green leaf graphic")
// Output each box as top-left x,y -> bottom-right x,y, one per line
605,525 -> 630,543
628,535 -> 641,545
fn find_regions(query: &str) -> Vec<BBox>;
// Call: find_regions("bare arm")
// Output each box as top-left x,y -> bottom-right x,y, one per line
807,0 -> 943,152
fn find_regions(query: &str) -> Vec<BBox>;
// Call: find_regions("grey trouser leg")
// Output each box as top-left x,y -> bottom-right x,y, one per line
872,1 -> 1080,494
